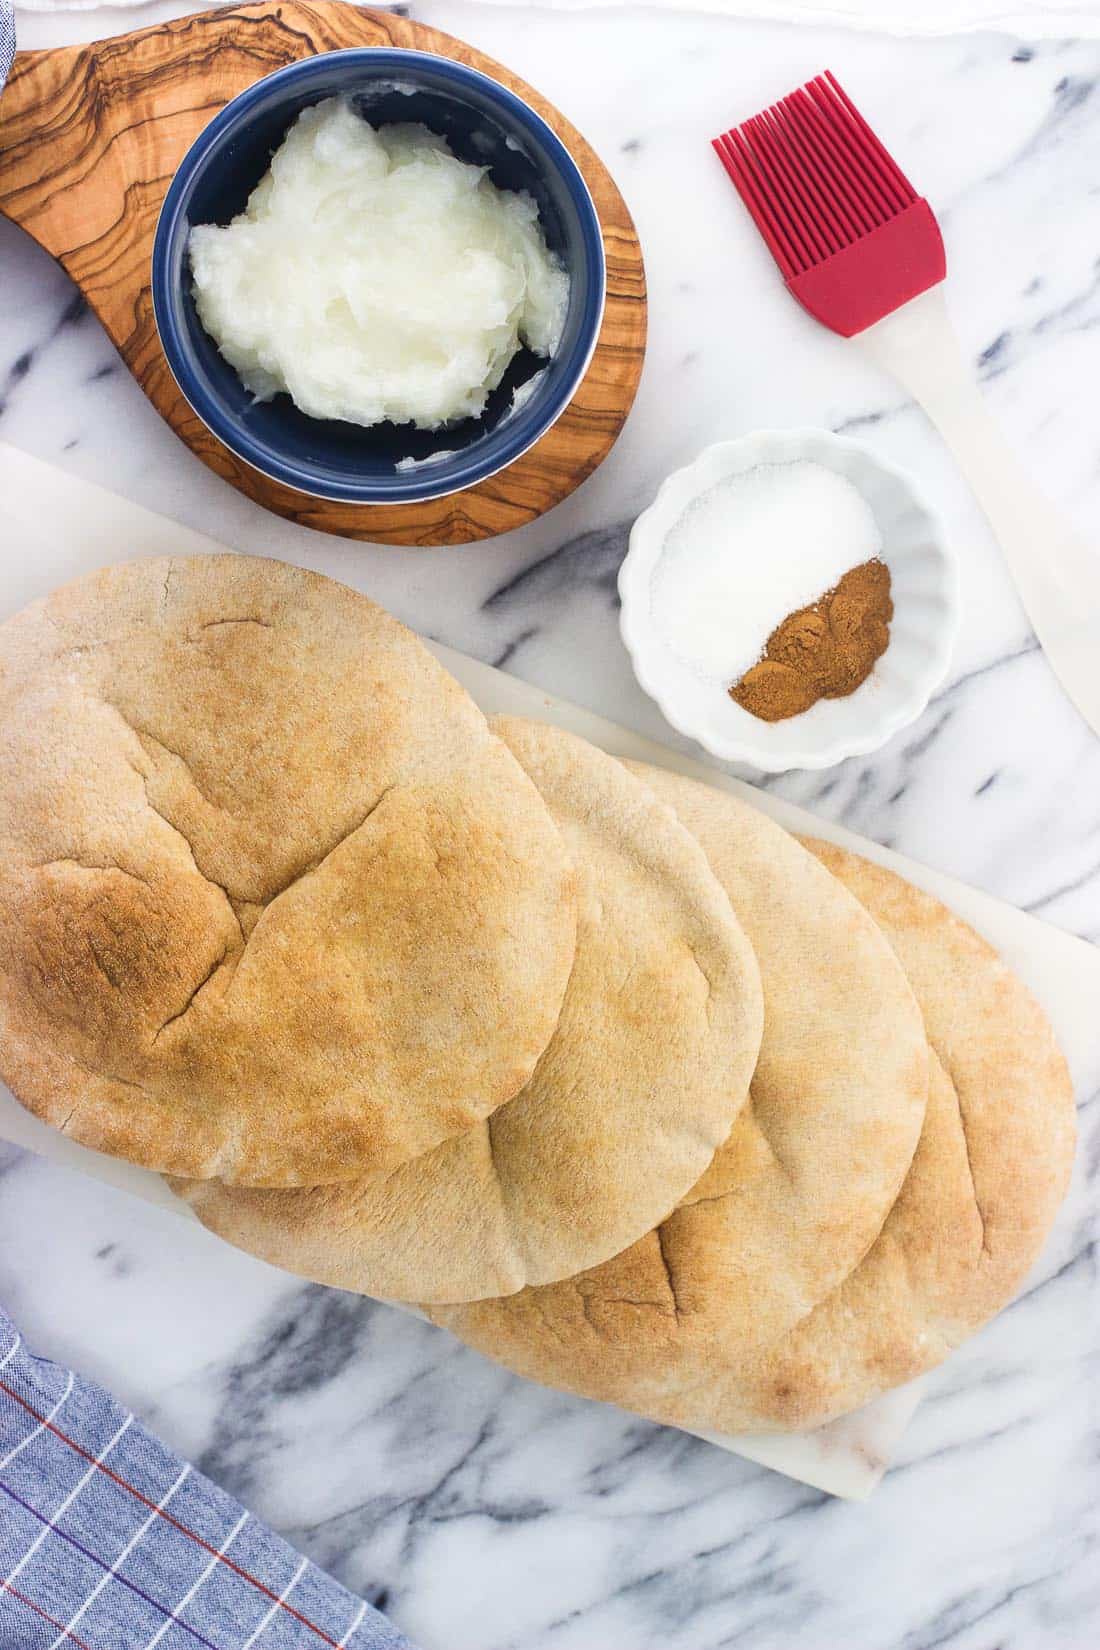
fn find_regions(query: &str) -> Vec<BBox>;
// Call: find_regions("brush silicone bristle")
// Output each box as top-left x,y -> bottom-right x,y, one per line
712,71 -> 945,337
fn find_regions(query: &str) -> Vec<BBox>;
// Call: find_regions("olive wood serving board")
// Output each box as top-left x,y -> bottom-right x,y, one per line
0,1 -> 647,546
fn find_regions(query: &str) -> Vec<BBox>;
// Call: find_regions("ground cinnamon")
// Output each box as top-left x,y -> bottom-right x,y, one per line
730,559 -> 893,723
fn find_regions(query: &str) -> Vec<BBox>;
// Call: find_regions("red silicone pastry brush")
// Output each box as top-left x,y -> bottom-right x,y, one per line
713,72 -> 1100,737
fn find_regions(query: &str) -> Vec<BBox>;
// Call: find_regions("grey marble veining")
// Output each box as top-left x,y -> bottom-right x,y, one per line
2,2 -> 1100,1645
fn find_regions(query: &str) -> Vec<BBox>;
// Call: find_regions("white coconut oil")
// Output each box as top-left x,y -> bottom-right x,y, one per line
188,98 -> 571,430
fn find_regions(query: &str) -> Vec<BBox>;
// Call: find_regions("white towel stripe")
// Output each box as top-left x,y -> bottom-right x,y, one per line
0,1333 -> 21,1373
45,1463 -> 191,1650
239,1554 -> 308,1649
0,1370 -> 74,1475
139,1509 -> 249,1650
337,1599 -> 368,1647
0,1411 -> 132,1593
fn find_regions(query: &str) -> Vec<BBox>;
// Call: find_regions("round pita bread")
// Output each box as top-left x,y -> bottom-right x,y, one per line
705,842 -> 1074,1432
431,770 -> 928,1395
176,721 -> 766,1302
0,559 -> 576,1186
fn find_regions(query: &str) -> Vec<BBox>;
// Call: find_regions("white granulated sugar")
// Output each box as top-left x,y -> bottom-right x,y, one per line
650,461 -> 883,682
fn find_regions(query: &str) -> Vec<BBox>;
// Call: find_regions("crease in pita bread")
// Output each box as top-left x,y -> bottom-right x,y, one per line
176,720 -> 766,1304
429,767 -> 930,1406
434,829 -> 1073,1437
0,558 -> 577,1187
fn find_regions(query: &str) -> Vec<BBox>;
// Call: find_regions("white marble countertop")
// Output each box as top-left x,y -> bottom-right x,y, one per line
2,3 -> 1099,1646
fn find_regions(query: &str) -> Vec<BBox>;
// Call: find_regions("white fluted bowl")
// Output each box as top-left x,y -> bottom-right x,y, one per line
618,429 -> 959,773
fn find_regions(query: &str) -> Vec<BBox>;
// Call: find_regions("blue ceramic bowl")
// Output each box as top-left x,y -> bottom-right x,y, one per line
152,50 -> 606,507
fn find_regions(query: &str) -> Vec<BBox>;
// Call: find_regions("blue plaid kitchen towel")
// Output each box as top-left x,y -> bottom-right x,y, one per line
1,1 -> 15,93
0,1309 -> 416,1649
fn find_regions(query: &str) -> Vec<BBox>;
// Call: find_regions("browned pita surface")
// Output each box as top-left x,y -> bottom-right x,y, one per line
177,720 -> 765,1303
718,840 -> 1075,1431
438,833 -> 1075,1435
0,558 -> 576,1185
430,772 -> 928,1406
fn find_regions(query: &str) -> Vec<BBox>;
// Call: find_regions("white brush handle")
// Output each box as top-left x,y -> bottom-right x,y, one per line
858,286 -> 1100,735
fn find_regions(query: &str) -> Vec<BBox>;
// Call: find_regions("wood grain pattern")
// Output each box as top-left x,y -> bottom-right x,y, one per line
0,2 -> 647,545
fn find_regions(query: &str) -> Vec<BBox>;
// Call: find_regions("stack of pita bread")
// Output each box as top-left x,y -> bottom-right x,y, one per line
0,557 -> 1075,1436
